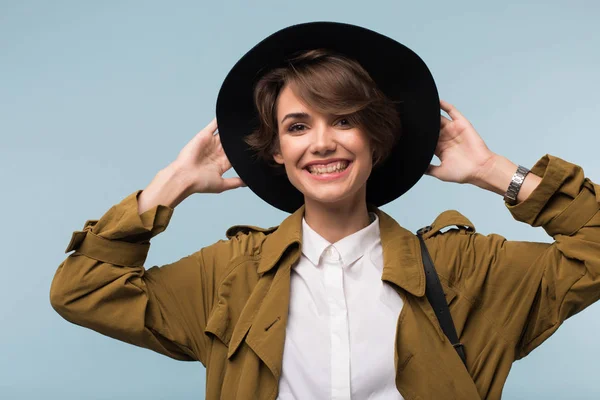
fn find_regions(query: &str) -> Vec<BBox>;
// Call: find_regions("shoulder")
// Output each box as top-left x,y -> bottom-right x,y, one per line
418,209 -> 516,285
225,224 -> 279,240
419,209 -> 476,240
417,210 -> 486,292
192,223 -> 279,264
191,223 -> 281,285
222,223 -> 280,253
419,209 -> 509,252
197,223 -> 281,262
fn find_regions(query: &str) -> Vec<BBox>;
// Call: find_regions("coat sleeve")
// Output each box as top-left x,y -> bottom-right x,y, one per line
428,154 -> 600,359
49,190 -> 237,366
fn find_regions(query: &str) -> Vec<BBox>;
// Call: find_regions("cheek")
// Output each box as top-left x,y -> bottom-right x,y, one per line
344,136 -> 372,160
279,138 -> 306,164
349,138 -> 373,176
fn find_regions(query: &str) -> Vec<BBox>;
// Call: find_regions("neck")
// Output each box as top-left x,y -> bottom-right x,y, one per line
303,192 -> 371,243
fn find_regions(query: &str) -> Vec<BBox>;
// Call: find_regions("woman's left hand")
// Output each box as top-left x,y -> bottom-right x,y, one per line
425,100 -> 496,184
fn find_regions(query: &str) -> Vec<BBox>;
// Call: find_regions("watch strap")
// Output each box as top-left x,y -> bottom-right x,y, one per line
504,165 -> 530,205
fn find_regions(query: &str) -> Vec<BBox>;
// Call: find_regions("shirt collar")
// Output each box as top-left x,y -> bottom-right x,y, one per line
301,212 -> 380,266
257,204 -> 425,297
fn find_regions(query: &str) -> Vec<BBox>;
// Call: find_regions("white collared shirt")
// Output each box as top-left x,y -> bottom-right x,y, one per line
277,213 -> 405,399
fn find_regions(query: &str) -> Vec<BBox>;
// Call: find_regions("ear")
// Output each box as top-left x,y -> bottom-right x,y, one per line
272,138 -> 284,164
273,151 -> 284,165
371,146 -> 378,167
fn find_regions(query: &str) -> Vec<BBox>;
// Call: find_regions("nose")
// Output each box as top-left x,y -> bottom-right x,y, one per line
309,123 -> 337,155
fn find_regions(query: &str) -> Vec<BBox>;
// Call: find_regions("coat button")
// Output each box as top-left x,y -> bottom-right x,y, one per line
417,225 -> 432,235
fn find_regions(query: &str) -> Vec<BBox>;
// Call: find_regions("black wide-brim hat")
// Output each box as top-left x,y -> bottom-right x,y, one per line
216,22 -> 439,213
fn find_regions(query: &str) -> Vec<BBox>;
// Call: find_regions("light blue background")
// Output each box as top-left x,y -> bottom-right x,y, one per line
2,0 -> 599,399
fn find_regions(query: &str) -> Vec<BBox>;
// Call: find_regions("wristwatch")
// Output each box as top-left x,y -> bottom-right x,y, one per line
504,165 -> 530,206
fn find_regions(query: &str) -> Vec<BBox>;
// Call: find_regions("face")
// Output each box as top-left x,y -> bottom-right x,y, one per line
273,84 -> 373,208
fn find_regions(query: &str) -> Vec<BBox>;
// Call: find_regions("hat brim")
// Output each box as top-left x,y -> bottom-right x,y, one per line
216,21 -> 440,213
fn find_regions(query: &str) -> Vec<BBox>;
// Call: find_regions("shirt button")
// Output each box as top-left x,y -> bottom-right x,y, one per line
325,246 -> 340,261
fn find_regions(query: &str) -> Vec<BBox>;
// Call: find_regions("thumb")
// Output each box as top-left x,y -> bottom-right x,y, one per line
424,163 -> 442,179
220,177 -> 246,192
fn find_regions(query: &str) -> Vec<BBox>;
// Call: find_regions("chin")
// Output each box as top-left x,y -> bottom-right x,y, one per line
306,194 -> 346,206
303,187 -> 365,208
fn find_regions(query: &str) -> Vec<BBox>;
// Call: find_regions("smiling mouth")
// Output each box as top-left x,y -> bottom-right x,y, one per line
305,160 -> 350,175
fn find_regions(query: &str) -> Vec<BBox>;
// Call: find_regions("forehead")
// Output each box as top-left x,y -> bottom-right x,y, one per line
276,85 -> 310,116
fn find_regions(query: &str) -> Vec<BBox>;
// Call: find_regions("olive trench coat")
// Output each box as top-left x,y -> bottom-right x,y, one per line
50,154 -> 600,400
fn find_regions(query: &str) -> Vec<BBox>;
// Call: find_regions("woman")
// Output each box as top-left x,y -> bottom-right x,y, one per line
50,22 -> 600,399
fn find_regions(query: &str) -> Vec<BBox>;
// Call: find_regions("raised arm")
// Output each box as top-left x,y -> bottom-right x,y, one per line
425,100 -> 600,359
49,119 -> 245,365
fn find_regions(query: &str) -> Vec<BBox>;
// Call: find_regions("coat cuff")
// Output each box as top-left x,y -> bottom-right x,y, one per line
506,155 -> 600,236
64,190 -> 175,266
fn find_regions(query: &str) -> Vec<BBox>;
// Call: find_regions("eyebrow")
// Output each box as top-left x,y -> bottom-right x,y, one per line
280,112 -> 310,124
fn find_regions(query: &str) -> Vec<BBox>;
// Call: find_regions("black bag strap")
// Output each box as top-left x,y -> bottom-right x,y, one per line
416,227 -> 467,366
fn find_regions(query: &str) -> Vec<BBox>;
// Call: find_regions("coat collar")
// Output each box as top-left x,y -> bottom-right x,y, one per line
223,204 -> 428,388
375,207 -> 426,297
256,205 -> 303,274
256,204 -> 426,297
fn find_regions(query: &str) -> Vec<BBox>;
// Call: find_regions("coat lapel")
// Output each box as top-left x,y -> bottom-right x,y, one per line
231,206 -> 304,381
245,247 -> 298,381
375,207 -> 426,297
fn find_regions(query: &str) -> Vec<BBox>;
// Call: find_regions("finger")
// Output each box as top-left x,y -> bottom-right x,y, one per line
221,177 -> 246,191
440,100 -> 463,121
191,118 -> 218,143
203,118 -> 218,135
440,115 -> 451,129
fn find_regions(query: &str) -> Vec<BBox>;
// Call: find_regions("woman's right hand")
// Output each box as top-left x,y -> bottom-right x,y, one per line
137,119 -> 245,214
173,118 -> 245,195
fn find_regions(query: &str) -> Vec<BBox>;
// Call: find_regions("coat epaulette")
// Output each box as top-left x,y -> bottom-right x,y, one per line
225,224 -> 279,239
419,210 -> 476,240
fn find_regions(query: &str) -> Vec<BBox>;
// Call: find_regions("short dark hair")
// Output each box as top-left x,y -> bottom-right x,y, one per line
244,49 -> 402,168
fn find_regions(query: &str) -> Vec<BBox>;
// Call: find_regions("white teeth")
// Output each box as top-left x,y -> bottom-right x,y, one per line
307,161 -> 349,175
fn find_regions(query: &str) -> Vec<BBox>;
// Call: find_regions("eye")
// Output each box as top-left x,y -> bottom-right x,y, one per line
288,123 -> 307,133
335,118 -> 351,127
